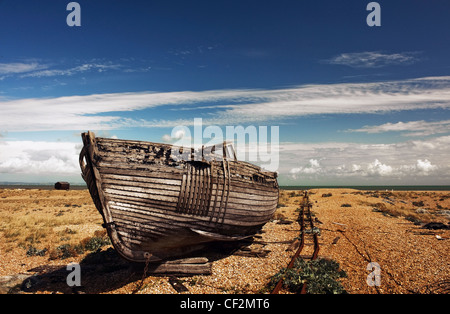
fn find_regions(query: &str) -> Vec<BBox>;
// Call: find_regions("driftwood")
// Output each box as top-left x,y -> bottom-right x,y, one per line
168,276 -> 189,293
232,248 -> 271,258
332,236 -> 341,245
146,257 -> 211,275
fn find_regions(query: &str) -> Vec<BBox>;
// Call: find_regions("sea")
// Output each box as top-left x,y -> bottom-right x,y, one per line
0,183 -> 450,191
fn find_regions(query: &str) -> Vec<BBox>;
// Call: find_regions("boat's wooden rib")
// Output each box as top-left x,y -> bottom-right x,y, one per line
80,131 -> 279,262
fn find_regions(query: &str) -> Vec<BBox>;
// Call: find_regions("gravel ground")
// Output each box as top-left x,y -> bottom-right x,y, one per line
0,188 -> 448,294
308,189 -> 449,294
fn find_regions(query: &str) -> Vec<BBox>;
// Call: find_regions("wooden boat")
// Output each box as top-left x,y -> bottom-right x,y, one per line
79,131 -> 279,262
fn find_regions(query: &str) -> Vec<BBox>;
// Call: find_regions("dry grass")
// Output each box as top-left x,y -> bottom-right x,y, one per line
352,190 -> 450,225
0,189 -> 103,258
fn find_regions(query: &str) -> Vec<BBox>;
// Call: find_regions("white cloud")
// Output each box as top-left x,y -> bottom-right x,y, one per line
366,159 -> 393,176
218,77 -> 450,123
278,136 -> 449,184
347,120 -> 450,136
290,159 -> 322,178
324,51 -> 420,68
0,62 -> 47,75
162,128 -> 187,142
0,59 -> 155,81
2,76 -> 450,132
352,164 -> 362,172
20,63 -> 121,78
309,159 -> 320,168
0,141 -> 80,175
416,159 -> 437,174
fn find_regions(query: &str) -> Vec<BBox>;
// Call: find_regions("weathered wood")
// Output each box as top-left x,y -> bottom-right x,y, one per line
109,188 -> 277,222
99,166 -> 184,181
103,187 -> 179,202
146,258 -> 211,275
104,182 -> 180,196
168,276 -> 189,293
233,248 -> 271,258
80,131 -> 279,263
101,173 -> 181,187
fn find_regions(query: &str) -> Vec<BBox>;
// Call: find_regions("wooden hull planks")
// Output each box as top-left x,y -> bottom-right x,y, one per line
80,131 -> 279,262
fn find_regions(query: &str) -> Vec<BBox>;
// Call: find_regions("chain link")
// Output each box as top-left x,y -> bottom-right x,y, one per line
133,252 -> 152,293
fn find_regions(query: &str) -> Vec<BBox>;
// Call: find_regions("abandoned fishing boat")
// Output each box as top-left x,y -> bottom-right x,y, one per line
79,131 -> 279,262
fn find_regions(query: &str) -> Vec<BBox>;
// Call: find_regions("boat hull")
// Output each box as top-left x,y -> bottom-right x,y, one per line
80,132 -> 279,262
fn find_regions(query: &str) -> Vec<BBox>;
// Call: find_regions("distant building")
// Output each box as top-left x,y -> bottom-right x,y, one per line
54,182 -> 70,190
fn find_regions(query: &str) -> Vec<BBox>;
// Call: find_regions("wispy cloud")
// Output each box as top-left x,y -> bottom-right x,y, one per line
324,51 -> 421,68
347,120 -> 450,136
20,63 -> 121,78
168,44 -> 220,58
211,76 -> 450,124
0,58 -> 145,81
1,76 -> 450,132
0,62 -> 48,75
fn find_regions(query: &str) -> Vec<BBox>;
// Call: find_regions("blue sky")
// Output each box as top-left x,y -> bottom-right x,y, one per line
1,0 -> 450,185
